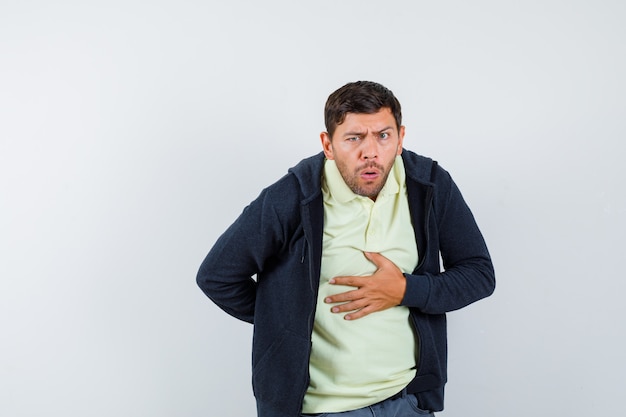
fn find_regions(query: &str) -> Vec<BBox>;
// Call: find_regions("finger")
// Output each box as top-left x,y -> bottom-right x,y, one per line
329,276 -> 365,287
324,288 -> 361,304
363,251 -> 389,268
344,305 -> 376,320
330,299 -> 366,314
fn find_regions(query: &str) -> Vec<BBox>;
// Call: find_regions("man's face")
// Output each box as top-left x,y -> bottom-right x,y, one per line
321,108 -> 405,200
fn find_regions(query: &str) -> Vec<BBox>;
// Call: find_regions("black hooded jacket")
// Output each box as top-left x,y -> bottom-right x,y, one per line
197,150 -> 495,416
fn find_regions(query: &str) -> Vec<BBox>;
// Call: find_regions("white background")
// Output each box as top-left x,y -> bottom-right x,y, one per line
1,1 -> 625,416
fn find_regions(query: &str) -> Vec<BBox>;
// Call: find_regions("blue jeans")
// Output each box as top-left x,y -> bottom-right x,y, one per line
301,391 -> 434,417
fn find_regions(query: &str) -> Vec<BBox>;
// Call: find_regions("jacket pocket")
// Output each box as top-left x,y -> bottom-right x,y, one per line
410,311 -> 447,385
252,329 -> 310,409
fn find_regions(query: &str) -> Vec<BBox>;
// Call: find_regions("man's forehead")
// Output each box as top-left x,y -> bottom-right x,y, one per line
339,109 -> 397,131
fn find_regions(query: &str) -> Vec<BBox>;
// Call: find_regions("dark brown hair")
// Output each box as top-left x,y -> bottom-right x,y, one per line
324,81 -> 402,138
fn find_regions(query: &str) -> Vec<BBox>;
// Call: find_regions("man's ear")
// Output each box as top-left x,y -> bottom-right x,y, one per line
397,125 -> 405,155
320,132 -> 334,160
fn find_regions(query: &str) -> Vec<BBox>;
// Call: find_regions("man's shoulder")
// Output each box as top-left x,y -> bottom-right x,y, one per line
283,152 -> 325,200
260,152 -> 324,205
287,152 -> 325,180
401,149 -> 438,183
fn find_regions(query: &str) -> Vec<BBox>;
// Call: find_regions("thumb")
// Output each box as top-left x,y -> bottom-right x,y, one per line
363,251 -> 386,267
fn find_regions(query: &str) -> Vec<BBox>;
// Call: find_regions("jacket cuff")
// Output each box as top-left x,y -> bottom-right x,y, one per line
401,273 -> 430,309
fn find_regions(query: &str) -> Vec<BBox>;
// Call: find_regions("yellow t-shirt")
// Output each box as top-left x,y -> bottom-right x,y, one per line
302,156 -> 419,413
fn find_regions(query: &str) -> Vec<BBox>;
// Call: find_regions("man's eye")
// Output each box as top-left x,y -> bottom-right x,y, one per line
347,137 -> 360,142
379,132 -> 389,139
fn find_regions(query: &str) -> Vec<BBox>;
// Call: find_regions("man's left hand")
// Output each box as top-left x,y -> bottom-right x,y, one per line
324,252 -> 406,320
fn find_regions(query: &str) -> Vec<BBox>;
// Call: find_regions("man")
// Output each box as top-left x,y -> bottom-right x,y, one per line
197,81 -> 495,417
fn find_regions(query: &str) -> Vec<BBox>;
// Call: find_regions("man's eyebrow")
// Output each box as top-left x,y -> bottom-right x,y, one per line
375,126 -> 395,134
342,130 -> 366,137
342,126 -> 395,137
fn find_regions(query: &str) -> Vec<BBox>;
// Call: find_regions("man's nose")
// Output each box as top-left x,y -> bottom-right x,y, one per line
362,136 -> 378,160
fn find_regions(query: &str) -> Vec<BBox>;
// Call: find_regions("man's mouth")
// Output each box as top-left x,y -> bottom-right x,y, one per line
360,169 -> 381,181
358,163 -> 384,181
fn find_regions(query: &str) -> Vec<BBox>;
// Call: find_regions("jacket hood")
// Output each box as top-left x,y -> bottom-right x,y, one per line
399,149 -> 436,185
287,152 -> 326,203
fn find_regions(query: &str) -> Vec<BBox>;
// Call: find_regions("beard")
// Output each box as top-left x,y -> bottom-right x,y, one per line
335,159 -> 395,200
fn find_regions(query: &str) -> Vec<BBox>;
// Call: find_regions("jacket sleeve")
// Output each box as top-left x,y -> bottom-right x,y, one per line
402,168 -> 495,314
196,184 -> 290,324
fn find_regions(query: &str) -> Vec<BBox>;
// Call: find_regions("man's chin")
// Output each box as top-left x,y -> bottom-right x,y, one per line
354,183 -> 384,199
